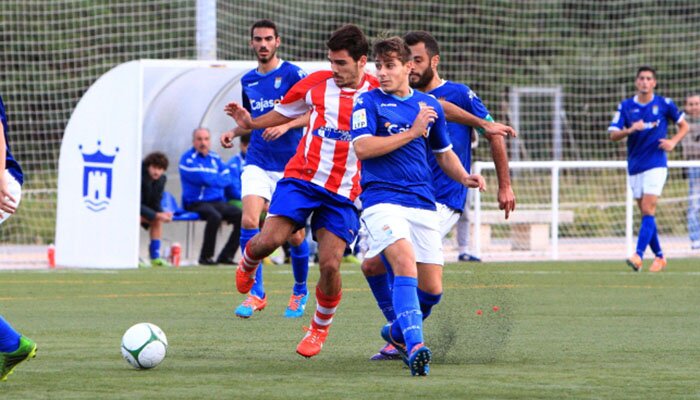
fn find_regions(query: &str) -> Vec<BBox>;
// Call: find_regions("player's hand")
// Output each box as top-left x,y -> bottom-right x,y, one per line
498,185 -> 516,220
262,124 -> 289,141
658,138 -> 676,152
464,174 -> 486,191
0,177 -> 17,215
630,120 -> 646,133
224,102 -> 253,130
411,106 -> 438,138
483,121 -> 518,138
220,130 -> 235,148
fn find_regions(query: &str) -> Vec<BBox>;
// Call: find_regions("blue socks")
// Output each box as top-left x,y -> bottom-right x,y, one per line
241,228 -> 265,298
290,241 -> 309,296
637,215 -> 663,258
417,288 -> 442,320
0,316 -> 21,353
366,273 -> 396,322
391,276 -> 423,353
648,219 -> 663,258
148,239 -> 161,260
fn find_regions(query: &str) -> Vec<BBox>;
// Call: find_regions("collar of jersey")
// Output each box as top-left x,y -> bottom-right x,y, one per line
255,60 -> 284,76
633,94 -> 655,106
379,87 -> 414,101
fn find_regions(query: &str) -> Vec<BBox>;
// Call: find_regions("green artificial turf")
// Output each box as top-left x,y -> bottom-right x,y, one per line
1,259 -> 699,399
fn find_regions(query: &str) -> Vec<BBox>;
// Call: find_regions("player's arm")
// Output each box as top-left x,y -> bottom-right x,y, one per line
434,149 -> 486,190
610,121 -> 646,141
261,111 -> 310,141
440,100 -> 517,138
486,134 -> 516,219
609,104 -> 644,141
353,106 -> 434,160
659,118 -> 689,151
224,102 -> 293,130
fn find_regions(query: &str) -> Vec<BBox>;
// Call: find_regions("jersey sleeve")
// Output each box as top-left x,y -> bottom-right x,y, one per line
428,100 -> 452,153
665,97 -> 685,124
608,102 -> 627,131
275,70 -> 333,119
351,93 -> 377,142
462,85 -> 491,119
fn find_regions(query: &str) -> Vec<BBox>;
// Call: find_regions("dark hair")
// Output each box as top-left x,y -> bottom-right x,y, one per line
373,36 -> 411,64
250,19 -> 278,38
636,65 -> 656,79
327,24 -> 369,61
143,151 -> 169,170
240,134 -> 251,144
403,30 -> 440,58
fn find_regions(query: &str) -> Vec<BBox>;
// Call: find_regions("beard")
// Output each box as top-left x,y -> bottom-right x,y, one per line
257,48 -> 277,64
409,67 -> 434,90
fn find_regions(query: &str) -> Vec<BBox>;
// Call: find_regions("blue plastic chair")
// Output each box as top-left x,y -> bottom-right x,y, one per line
161,191 -> 200,261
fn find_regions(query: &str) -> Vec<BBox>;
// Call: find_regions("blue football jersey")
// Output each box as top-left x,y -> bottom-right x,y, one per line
351,88 -> 452,211
428,81 -> 490,212
609,94 -> 684,175
241,61 -> 307,171
0,94 -> 23,185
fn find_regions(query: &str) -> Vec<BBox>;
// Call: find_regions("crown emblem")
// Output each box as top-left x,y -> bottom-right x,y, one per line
79,141 -> 119,213
79,141 -> 119,164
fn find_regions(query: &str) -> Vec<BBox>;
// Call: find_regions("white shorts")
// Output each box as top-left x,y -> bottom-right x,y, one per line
0,170 -> 22,226
241,164 -> 284,201
629,167 -> 667,198
436,202 -> 460,238
361,203 -> 444,265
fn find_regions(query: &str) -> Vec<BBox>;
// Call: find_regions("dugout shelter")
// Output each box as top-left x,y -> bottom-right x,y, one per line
55,60 -> 329,268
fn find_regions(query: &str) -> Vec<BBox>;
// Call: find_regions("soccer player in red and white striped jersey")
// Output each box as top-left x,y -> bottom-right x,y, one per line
225,24 -> 378,358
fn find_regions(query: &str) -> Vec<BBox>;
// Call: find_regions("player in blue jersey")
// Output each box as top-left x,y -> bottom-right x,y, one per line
220,19 -> 310,319
351,36 -> 485,376
609,66 -> 688,272
361,31 -> 516,361
0,94 -> 38,381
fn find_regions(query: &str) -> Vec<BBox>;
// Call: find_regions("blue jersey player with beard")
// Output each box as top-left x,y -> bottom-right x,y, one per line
220,19 -> 310,319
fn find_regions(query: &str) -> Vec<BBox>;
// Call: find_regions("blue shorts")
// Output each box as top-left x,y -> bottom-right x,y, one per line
268,178 -> 359,245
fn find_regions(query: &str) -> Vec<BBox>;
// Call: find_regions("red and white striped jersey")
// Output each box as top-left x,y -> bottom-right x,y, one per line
274,70 -> 379,201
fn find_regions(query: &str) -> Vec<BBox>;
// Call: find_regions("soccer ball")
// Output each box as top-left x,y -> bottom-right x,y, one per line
120,322 -> 168,369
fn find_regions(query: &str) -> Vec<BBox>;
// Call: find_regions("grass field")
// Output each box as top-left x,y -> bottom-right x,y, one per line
1,260 -> 699,399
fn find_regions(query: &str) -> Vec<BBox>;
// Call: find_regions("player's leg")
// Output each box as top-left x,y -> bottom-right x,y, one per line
626,172 -> 645,271
284,229 -> 310,318
0,316 -> 36,382
147,217 -> 171,267
361,255 -> 402,360
383,240 -> 433,375
362,256 -> 395,323
296,227 -> 346,357
234,196 -> 268,316
296,196 -> 358,358
392,206 -> 444,375
237,178 -> 317,294
641,168 -> 667,272
186,202 -> 223,265
235,166 -> 282,313
455,196 -> 480,262
687,167 -> 700,249
237,216 -> 296,293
